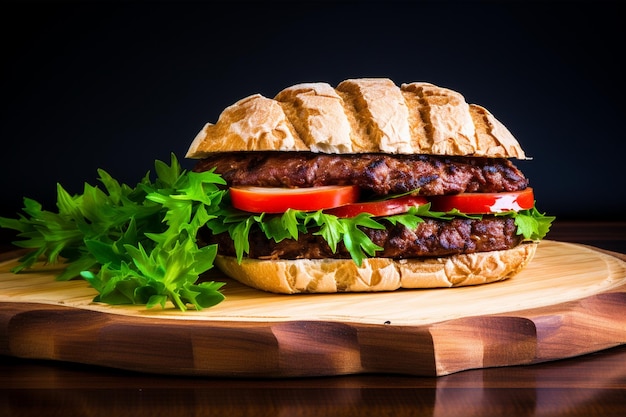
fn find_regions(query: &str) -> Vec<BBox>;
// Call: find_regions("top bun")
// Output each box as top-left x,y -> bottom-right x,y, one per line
186,78 -> 526,159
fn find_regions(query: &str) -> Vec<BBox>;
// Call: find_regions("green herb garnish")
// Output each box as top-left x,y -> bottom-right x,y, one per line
0,154 -> 227,311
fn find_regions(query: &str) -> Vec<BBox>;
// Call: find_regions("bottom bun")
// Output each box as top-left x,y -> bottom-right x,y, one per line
214,242 -> 538,294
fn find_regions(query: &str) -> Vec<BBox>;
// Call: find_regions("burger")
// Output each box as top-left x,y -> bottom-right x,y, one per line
185,78 -> 554,294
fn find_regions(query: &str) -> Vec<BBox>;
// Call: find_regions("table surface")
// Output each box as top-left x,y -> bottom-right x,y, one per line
2,220 -> 626,417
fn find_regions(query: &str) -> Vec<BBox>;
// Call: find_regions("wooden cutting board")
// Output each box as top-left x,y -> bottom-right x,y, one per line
1,240 -> 625,377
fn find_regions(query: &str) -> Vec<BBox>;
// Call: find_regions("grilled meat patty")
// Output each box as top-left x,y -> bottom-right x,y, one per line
193,152 -> 528,197
203,217 -> 523,260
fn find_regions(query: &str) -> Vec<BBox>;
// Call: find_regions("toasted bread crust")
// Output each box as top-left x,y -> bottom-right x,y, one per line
187,79 -> 526,159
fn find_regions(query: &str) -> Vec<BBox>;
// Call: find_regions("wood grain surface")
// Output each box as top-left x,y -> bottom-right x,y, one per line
1,240 -> 625,377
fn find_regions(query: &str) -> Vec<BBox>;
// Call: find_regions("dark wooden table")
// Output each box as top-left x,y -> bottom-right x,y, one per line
2,221 -> 625,417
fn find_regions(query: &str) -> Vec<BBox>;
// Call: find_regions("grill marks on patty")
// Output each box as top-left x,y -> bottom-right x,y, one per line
204,217 -> 523,260
193,152 -> 528,196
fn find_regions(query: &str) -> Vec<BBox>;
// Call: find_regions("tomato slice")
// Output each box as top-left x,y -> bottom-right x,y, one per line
229,185 -> 360,213
230,186 -> 535,216
324,195 -> 428,218
428,188 -> 535,214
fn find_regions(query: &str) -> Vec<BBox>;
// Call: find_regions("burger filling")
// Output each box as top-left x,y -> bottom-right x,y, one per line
194,152 -> 553,265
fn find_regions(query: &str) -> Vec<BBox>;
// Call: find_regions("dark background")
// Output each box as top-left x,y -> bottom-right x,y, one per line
1,0 -> 624,247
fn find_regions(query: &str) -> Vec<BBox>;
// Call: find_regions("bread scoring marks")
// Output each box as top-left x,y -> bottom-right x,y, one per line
186,78 -> 527,159
469,104 -> 527,159
336,78 -> 414,154
275,83 -> 354,153
401,82 -> 477,156
186,94 -> 308,157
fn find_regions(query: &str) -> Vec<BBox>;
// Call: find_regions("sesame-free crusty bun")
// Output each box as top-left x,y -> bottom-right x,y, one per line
186,78 -> 526,159
214,242 -> 537,294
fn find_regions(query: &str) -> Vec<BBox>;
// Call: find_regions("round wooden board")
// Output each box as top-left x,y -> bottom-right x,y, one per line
1,240 -> 625,377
